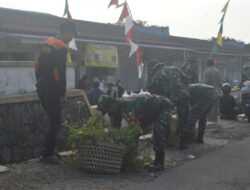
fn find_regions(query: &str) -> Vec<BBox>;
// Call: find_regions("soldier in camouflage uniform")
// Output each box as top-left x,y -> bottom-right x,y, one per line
97,94 -> 173,171
147,60 -> 190,149
188,83 -> 219,143
182,56 -> 199,84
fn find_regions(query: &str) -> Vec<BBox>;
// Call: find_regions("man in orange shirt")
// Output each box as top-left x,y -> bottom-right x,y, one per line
35,21 -> 77,163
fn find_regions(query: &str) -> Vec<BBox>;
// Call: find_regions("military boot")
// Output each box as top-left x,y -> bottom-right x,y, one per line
179,137 -> 189,150
197,132 -> 204,144
148,151 -> 164,172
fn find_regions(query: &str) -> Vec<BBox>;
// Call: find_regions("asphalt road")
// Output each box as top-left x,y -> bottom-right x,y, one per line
123,136 -> 250,190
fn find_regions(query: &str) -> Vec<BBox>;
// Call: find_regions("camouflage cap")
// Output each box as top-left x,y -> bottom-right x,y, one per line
149,59 -> 160,65
97,95 -> 115,115
152,62 -> 165,72
148,59 -> 160,68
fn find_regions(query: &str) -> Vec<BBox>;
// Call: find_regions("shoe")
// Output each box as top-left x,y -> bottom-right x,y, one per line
149,151 -> 165,172
148,164 -> 164,172
39,155 -> 62,164
53,151 -> 62,160
179,137 -> 189,150
197,138 -> 204,144
197,133 -> 204,144
179,143 -> 189,150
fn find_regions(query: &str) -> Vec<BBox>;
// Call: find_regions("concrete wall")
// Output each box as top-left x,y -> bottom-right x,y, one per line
0,62 -> 76,96
0,90 -> 92,164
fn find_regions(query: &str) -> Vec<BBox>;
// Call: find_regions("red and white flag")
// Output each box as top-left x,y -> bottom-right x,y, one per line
129,41 -> 138,57
125,15 -> 134,43
119,3 -> 143,78
108,0 -> 119,8
119,3 -> 129,21
108,0 -> 125,8
136,49 -> 143,79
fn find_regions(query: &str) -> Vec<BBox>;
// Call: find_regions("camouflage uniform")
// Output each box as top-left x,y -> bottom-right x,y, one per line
98,94 -> 173,154
147,64 -> 190,144
181,56 -> 199,84
183,67 -> 199,84
188,84 -> 219,142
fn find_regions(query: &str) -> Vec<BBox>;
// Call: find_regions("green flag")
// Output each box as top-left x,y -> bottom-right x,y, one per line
63,0 -> 69,16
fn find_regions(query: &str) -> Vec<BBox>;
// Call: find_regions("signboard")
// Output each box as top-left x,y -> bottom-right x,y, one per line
85,43 -> 119,68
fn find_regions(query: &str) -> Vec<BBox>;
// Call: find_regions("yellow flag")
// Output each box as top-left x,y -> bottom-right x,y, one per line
217,33 -> 223,47
221,0 -> 229,12
67,48 -> 72,64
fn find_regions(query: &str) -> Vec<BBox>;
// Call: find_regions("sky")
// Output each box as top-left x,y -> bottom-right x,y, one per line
0,0 -> 249,43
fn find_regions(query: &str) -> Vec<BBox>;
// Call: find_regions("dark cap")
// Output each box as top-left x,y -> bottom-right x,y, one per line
207,59 -> 214,66
59,21 -> 79,37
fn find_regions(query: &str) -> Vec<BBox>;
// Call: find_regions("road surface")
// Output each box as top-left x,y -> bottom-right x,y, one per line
123,136 -> 250,190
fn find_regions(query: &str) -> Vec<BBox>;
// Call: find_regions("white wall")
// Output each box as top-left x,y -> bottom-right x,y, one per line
0,67 -> 75,96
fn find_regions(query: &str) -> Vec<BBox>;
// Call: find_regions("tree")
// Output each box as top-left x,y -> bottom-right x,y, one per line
114,20 -> 149,27
114,21 -> 125,26
209,36 -> 243,43
134,20 -> 148,27
245,44 -> 250,51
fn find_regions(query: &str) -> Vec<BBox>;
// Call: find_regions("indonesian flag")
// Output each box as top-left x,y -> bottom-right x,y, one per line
129,41 -> 143,78
118,3 -> 143,79
119,3 -> 129,22
108,0 -> 118,8
63,0 -> 77,51
129,41 -> 138,57
125,15 -> 134,43
120,4 -> 134,50
136,49 -> 143,79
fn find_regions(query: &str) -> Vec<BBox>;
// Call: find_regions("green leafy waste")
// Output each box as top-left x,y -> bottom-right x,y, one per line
65,115 -> 151,172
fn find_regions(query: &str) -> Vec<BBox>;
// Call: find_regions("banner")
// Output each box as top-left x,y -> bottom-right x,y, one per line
85,43 -> 119,68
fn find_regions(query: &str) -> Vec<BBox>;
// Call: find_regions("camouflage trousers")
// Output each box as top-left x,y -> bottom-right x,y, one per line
176,95 -> 190,139
153,106 -> 172,153
188,89 -> 219,138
